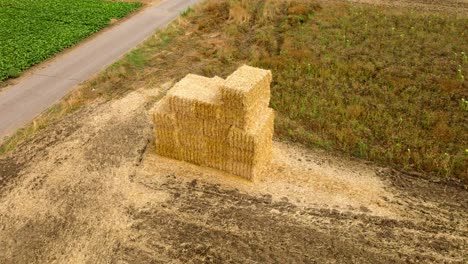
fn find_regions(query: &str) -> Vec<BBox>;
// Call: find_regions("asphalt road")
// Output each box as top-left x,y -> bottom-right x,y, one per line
0,0 -> 199,143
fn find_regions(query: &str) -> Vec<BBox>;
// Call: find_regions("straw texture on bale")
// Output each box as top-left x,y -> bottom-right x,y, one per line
152,65 -> 274,180
167,74 -> 224,120
221,65 -> 272,130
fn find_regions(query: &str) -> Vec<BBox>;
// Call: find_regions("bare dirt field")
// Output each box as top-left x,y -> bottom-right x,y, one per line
0,87 -> 466,263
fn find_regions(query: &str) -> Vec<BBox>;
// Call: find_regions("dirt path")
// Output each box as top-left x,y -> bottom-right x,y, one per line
0,88 -> 466,263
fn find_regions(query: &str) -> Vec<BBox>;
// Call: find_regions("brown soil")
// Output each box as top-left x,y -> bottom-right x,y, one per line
0,88 -> 466,263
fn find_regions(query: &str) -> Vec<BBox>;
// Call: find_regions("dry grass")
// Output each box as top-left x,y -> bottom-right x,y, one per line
2,0 -> 467,181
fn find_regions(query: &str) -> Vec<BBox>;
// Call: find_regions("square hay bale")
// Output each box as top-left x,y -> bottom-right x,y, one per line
228,137 -> 272,164
227,108 -> 275,150
228,160 -> 252,179
227,159 -> 269,180
227,126 -> 256,151
155,141 -> 180,160
223,105 -> 269,131
153,99 -> 179,159
220,65 -> 272,129
206,139 -> 230,157
221,65 -> 272,111
155,126 -> 178,145
175,116 -> 204,136
205,140 -> 229,171
203,119 -> 231,139
167,74 -> 224,120
178,147 -> 206,165
152,99 -> 176,128
177,133 -> 207,151
250,107 -> 275,139
174,116 -> 231,142
228,150 -> 272,180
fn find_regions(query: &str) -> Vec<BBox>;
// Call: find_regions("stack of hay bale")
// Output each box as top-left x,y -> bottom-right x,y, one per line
152,65 -> 274,180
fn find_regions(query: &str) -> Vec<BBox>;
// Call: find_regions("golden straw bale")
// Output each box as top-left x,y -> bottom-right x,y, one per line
227,126 -> 255,151
206,139 -> 230,156
155,127 -> 177,145
229,151 -> 272,179
167,74 -> 224,119
229,147 -> 256,164
203,120 -> 231,139
220,65 -> 272,130
250,107 -> 275,139
221,64 -> 272,110
228,160 -> 246,178
175,117 -> 204,136
169,114 -> 228,140
229,160 -> 256,180
177,134 -> 207,151
155,141 -> 180,160
227,108 -> 274,150
152,65 -> 274,180
152,99 -> 176,128
178,147 -> 206,165
205,140 -> 229,170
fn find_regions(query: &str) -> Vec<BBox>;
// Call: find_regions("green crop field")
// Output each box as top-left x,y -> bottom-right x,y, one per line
0,0 -> 141,82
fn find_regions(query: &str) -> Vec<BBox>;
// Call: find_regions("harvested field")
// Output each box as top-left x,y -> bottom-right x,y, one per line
0,88 -> 466,263
0,0 -> 467,263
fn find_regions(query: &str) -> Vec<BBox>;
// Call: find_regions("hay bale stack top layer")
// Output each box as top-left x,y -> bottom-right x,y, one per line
224,65 -> 272,93
168,74 -> 224,105
217,66 -> 271,130
167,75 -> 224,120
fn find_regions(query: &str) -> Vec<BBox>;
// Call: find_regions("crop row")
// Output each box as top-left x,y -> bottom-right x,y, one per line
0,0 -> 141,81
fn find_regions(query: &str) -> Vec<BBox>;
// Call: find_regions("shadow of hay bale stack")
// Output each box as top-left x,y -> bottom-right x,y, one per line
152,65 -> 274,180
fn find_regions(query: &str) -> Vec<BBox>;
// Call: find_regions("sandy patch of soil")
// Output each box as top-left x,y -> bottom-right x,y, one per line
0,88 -> 467,263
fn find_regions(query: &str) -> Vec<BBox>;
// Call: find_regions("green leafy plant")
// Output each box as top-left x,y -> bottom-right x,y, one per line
181,7 -> 194,17
0,0 -> 142,82
461,98 -> 468,111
